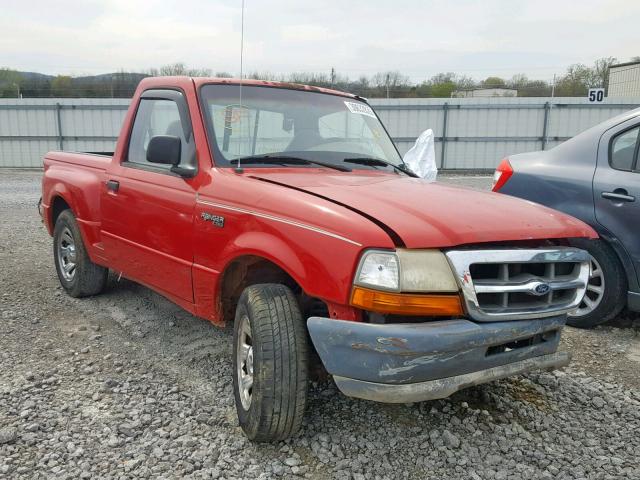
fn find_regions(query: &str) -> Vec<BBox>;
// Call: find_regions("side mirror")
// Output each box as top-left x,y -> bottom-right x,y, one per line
147,135 -> 181,166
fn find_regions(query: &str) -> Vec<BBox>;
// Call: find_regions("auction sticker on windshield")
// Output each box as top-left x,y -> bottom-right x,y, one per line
344,101 -> 376,118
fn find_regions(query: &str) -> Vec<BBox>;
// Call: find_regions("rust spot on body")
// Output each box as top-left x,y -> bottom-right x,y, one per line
376,337 -> 410,349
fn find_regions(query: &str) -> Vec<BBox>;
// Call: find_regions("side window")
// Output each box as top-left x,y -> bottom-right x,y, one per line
610,126 -> 639,171
128,99 -> 186,166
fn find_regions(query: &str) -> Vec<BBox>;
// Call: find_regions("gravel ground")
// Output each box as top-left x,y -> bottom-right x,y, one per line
1,169 -> 639,480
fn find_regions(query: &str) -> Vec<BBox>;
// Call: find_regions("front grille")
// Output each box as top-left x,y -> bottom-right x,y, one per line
445,248 -> 590,321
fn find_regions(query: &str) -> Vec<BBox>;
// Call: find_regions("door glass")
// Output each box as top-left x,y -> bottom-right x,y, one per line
610,126 -> 639,171
128,99 -> 186,166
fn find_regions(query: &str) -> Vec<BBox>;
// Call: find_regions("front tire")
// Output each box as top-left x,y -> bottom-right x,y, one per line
53,209 -> 108,298
567,238 -> 627,328
232,284 -> 309,442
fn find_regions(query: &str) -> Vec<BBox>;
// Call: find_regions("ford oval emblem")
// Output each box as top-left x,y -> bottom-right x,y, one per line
534,283 -> 551,295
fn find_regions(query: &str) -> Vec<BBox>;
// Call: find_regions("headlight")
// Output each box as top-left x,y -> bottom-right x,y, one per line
355,251 -> 400,290
354,249 -> 458,292
396,250 -> 459,292
352,249 -> 462,316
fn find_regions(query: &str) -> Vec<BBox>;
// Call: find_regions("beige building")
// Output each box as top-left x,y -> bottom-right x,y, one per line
452,88 -> 518,98
608,61 -> 640,97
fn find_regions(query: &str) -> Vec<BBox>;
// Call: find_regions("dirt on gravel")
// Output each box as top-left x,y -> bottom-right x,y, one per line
1,169 -> 639,480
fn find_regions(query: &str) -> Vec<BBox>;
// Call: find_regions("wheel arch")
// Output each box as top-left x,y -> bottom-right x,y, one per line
46,184 -> 105,266
43,182 -> 77,234
591,228 -> 638,293
51,195 -> 72,227
216,228 -> 354,307
217,253 -> 308,326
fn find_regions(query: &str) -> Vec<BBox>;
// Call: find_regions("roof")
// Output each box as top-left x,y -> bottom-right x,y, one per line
609,60 -> 640,69
137,76 -> 357,99
195,77 -> 358,98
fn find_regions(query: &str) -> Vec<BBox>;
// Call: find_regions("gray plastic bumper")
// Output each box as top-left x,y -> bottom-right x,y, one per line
307,316 -> 569,403
333,352 -> 570,403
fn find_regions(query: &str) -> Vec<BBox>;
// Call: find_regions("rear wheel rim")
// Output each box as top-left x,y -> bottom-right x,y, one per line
57,227 -> 77,281
236,314 -> 254,410
570,256 -> 605,317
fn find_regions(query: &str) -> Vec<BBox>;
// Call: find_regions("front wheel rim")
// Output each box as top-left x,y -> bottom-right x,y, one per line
569,256 -> 605,317
237,314 -> 254,410
57,227 -> 77,281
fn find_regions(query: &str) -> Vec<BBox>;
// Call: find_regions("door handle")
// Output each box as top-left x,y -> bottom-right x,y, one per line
601,190 -> 635,202
106,180 -> 120,192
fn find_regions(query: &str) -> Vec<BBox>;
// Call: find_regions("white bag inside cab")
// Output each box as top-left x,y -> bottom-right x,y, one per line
402,129 -> 437,182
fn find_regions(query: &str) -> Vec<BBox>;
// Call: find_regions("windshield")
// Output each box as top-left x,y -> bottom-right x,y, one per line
200,84 -> 403,170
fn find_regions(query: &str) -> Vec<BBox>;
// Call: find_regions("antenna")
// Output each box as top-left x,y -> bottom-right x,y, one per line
234,0 -> 246,173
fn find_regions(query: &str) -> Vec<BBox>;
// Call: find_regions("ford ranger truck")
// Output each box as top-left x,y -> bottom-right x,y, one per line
40,76 -> 596,442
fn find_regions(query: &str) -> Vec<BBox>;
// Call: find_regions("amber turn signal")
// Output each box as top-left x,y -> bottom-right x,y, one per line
350,286 -> 464,316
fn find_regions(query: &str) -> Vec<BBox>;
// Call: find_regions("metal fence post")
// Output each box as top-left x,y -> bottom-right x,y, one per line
541,101 -> 550,150
55,102 -> 64,150
441,102 -> 449,169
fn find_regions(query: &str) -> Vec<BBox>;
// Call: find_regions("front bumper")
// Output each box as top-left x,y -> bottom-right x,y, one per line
307,315 -> 569,403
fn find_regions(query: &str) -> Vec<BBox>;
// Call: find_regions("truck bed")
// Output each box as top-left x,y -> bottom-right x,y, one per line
44,151 -> 112,171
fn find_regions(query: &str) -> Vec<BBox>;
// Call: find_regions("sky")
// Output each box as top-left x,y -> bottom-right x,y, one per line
1,0 -> 639,82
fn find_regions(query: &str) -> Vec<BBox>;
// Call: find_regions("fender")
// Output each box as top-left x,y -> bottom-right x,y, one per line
230,231 -> 308,281
193,230 -> 361,325
594,226 -> 640,293
42,182 -> 75,234
43,163 -> 106,264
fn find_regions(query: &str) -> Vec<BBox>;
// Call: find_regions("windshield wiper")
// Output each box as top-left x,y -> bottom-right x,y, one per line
230,154 -> 352,172
343,157 -> 419,177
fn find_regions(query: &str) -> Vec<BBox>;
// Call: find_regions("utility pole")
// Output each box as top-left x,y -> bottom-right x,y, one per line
385,73 -> 390,99
330,67 -> 336,87
551,74 -> 556,99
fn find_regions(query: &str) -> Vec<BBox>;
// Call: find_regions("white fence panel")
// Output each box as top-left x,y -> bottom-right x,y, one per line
0,99 -> 129,167
1,97 -> 639,169
370,97 -> 640,169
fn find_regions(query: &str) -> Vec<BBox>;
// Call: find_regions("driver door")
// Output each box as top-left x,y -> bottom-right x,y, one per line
101,89 -> 198,301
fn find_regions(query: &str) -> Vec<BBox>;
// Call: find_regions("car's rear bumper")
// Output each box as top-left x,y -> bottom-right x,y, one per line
307,315 -> 569,403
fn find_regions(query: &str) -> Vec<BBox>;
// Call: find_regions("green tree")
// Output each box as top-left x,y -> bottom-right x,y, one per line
481,76 -> 506,88
0,68 -> 22,97
425,73 -> 475,97
149,63 -> 212,77
370,71 -> 411,97
430,80 -> 456,97
593,56 -> 617,90
554,58 -> 617,97
51,75 -> 73,97
506,75 -> 551,96
520,80 -> 551,97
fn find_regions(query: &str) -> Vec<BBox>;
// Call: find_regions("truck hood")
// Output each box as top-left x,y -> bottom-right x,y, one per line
250,171 -> 596,248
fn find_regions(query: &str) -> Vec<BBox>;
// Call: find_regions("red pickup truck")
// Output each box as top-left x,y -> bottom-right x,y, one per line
41,76 -> 596,441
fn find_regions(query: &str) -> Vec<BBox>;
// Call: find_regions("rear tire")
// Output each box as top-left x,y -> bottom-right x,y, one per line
53,209 -> 108,298
567,238 -> 626,328
232,284 -> 309,442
